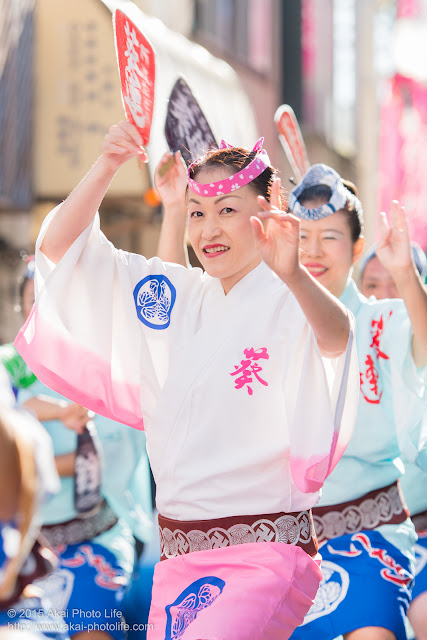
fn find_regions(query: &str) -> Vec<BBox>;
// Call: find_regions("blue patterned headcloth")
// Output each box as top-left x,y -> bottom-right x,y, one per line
288,163 -> 359,220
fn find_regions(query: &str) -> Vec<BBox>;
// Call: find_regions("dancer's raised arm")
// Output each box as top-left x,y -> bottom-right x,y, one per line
376,201 -> 427,367
40,121 -> 147,263
252,179 -> 351,358
155,150 -> 189,267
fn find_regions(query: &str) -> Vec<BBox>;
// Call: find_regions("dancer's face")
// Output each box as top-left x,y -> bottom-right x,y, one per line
187,167 -> 262,294
360,256 -> 399,299
298,199 -> 364,298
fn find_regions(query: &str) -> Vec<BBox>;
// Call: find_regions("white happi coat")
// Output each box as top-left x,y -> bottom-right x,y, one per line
15,208 -> 359,521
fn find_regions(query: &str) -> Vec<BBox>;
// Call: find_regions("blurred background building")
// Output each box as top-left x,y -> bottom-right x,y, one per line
1,0 -> 426,342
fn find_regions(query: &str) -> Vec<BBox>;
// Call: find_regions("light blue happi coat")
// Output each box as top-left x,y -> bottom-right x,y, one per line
317,279 -> 427,557
18,378 -> 153,571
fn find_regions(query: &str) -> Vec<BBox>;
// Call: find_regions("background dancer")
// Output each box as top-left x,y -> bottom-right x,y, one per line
285,165 -> 427,640
359,242 -> 427,640
2,257 -> 153,640
14,120 -> 360,640
0,378 -> 67,639
359,242 -> 427,300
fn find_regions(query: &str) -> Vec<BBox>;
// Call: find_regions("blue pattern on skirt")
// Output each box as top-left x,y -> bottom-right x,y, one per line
290,529 -> 413,640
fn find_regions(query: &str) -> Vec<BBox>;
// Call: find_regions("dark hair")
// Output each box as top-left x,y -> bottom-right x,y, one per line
188,146 -> 281,203
299,180 -> 364,243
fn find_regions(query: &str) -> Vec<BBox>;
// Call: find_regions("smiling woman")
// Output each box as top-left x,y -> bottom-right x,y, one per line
185,139 -> 287,295
157,157 -> 427,640
14,121 -> 360,640
357,241 -> 427,640
283,163 -> 427,640
186,170 -> 268,292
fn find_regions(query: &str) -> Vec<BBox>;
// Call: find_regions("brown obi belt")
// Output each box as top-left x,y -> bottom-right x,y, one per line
158,509 -> 318,561
411,509 -> 427,534
41,500 -> 118,548
312,480 -> 410,545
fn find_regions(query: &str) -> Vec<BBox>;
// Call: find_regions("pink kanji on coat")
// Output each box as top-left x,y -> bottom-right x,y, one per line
230,347 -> 269,395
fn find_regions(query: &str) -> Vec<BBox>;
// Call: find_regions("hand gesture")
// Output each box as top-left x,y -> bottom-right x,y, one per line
250,178 -> 301,281
376,201 -> 415,276
154,151 -> 188,210
101,121 -> 148,172
59,403 -> 89,435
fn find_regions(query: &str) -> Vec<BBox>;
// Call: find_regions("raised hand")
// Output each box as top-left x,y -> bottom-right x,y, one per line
376,201 -> 416,277
250,178 -> 301,282
59,403 -> 90,435
156,150 -> 190,266
40,121 -> 148,264
375,200 -> 427,367
101,120 -> 148,172
154,150 -> 188,210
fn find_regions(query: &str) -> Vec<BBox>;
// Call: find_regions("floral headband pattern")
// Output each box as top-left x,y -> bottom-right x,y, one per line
187,138 -> 271,197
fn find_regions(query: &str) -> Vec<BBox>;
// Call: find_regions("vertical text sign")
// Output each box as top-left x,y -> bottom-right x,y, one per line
113,9 -> 155,145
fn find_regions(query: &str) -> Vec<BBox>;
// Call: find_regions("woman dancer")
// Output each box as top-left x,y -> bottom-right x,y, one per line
359,242 -> 427,640
2,257 -> 153,640
359,241 -> 426,301
15,122 -> 359,640
284,165 -> 427,640
155,157 -> 427,639
0,377 -> 66,639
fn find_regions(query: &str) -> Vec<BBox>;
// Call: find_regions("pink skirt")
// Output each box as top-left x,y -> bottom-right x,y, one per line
147,541 -> 322,640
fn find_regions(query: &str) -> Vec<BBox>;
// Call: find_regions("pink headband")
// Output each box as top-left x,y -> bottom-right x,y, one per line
187,138 -> 271,197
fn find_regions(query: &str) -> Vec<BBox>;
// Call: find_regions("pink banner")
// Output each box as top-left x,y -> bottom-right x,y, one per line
378,74 -> 427,250
397,0 -> 421,19
113,9 -> 156,146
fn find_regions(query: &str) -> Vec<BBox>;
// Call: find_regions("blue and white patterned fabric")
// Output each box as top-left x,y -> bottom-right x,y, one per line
133,275 -> 176,330
1,520 -> 69,640
291,278 -> 427,637
288,164 -> 361,221
164,576 -> 225,640
0,592 -> 70,639
412,533 -> 427,602
0,522 -> 19,585
34,535 -> 131,640
0,409 -> 65,639
400,460 -> 427,604
290,530 -> 413,640
14,378 -> 153,637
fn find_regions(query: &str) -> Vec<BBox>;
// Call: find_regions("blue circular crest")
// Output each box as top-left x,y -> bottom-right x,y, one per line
133,275 -> 176,330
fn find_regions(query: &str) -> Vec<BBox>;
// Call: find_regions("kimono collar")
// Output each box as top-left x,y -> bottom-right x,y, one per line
339,278 -> 363,316
207,260 -> 273,300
